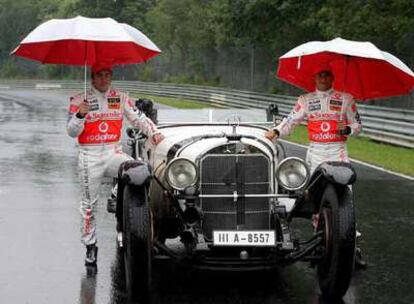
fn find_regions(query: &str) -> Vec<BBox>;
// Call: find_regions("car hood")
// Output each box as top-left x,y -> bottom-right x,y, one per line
146,124 -> 277,168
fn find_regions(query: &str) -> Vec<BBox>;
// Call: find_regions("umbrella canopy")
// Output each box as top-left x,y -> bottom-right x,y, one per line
277,37 -> 414,100
11,15 -> 161,66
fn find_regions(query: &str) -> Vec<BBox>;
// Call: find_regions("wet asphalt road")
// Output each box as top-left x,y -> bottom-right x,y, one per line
0,89 -> 413,304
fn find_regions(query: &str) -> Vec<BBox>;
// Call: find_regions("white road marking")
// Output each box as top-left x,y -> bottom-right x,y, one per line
279,139 -> 414,181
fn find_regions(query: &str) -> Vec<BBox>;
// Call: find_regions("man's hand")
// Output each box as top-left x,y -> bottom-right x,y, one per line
338,126 -> 352,136
265,129 -> 279,140
337,121 -> 351,136
152,133 -> 165,145
77,101 -> 89,118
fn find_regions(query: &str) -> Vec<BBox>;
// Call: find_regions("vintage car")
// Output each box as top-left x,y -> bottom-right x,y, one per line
112,104 -> 357,301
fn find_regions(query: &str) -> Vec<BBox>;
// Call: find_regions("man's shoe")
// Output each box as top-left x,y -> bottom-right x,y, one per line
355,247 -> 367,269
107,194 -> 117,213
85,244 -> 98,266
86,265 -> 98,277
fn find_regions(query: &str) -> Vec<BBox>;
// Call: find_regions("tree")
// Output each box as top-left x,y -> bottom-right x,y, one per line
0,0 -> 41,61
309,0 -> 414,66
146,0 -> 216,73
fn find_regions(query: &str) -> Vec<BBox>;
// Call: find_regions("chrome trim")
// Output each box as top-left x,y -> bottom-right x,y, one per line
199,193 -> 293,198
275,157 -> 310,191
165,157 -> 198,191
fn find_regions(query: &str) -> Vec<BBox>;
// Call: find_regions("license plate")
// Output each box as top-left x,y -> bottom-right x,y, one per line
213,230 -> 276,247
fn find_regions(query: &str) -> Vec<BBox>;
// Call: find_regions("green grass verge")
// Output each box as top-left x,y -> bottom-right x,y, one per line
284,125 -> 414,177
134,94 -> 414,176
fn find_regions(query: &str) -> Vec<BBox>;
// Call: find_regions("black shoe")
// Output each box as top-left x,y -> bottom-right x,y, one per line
85,244 -> 98,266
355,247 -> 367,269
86,264 -> 98,277
107,194 -> 117,213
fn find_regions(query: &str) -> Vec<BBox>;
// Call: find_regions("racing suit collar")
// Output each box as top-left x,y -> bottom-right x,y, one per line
91,85 -> 111,98
315,88 -> 334,96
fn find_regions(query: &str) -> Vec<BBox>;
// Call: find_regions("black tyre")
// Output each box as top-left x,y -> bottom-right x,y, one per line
123,184 -> 152,302
317,184 -> 356,300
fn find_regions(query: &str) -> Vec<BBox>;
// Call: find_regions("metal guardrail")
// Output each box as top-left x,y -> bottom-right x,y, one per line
1,79 -> 413,148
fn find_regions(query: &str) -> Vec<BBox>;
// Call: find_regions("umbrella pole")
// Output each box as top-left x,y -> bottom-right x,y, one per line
340,56 -> 350,121
84,41 -> 88,101
84,62 -> 87,100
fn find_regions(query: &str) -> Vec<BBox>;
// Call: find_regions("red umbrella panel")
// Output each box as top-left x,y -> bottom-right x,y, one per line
11,16 -> 162,98
13,39 -> 160,66
277,38 -> 414,100
11,16 -> 161,66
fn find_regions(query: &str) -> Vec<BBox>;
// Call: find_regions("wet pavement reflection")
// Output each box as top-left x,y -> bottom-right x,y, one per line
0,89 -> 413,304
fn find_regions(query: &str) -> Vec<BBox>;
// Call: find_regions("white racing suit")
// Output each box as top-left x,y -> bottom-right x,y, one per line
67,87 -> 159,246
275,89 -> 362,173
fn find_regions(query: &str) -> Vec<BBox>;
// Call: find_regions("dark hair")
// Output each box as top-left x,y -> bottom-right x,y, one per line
91,69 -> 113,79
317,70 -> 333,77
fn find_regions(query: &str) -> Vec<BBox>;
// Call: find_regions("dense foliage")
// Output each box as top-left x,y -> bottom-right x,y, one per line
1,0 -> 413,95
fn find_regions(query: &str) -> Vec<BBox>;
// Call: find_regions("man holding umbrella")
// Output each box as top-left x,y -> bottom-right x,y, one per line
265,63 -> 367,267
265,37 -> 414,270
67,63 -> 164,266
11,15 -> 168,267
265,63 -> 362,172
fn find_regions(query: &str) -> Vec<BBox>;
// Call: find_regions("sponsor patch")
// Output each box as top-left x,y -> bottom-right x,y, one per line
332,93 -> 342,99
308,99 -> 320,105
69,104 -> 79,113
309,104 -> 321,112
329,99 -> 343,106
86,133 -> 118,142
127,99 -> 135,107
294,103 -> 302,112
329,99 -> 342,112
88,112 -> 122,120
329,105 -> 342,111
108,97 -> 121,109
88,98 -> 98,104
89,103 -> 99,111
352,103 -> 357,112
311,133 -> 340,141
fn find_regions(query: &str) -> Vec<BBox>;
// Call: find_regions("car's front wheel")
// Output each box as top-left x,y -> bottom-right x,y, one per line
316,183 -> 355,300
123,184 -> 152,302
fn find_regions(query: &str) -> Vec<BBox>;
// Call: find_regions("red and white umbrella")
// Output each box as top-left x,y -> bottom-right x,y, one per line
12,15 -> 161,65
11,16 -> 161,96
277,37 -> 414,100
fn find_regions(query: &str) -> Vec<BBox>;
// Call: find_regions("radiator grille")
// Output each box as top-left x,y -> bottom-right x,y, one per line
199,154 -> 271,238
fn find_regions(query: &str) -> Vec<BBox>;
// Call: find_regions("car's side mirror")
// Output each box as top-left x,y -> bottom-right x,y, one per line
126,127 -> 135,139
126,127 -> 146,140
136,98 -> 158,124
266,104 -> 282,125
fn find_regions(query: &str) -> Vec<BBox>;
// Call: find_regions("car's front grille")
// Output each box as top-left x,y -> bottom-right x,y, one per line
199,154 -> 271,238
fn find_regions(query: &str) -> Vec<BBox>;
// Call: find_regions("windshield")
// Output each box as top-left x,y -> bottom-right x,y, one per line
156,109 -> 270,124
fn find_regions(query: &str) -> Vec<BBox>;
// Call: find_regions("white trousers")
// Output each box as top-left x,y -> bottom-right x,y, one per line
306,142 -> 349,173
78,143 -> 132,245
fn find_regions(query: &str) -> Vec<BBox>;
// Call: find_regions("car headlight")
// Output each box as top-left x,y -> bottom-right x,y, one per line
276,157 -> 309,191
165,158 -> 198,190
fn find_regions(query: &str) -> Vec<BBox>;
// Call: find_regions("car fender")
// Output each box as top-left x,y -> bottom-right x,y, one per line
289,162 -> 356,218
